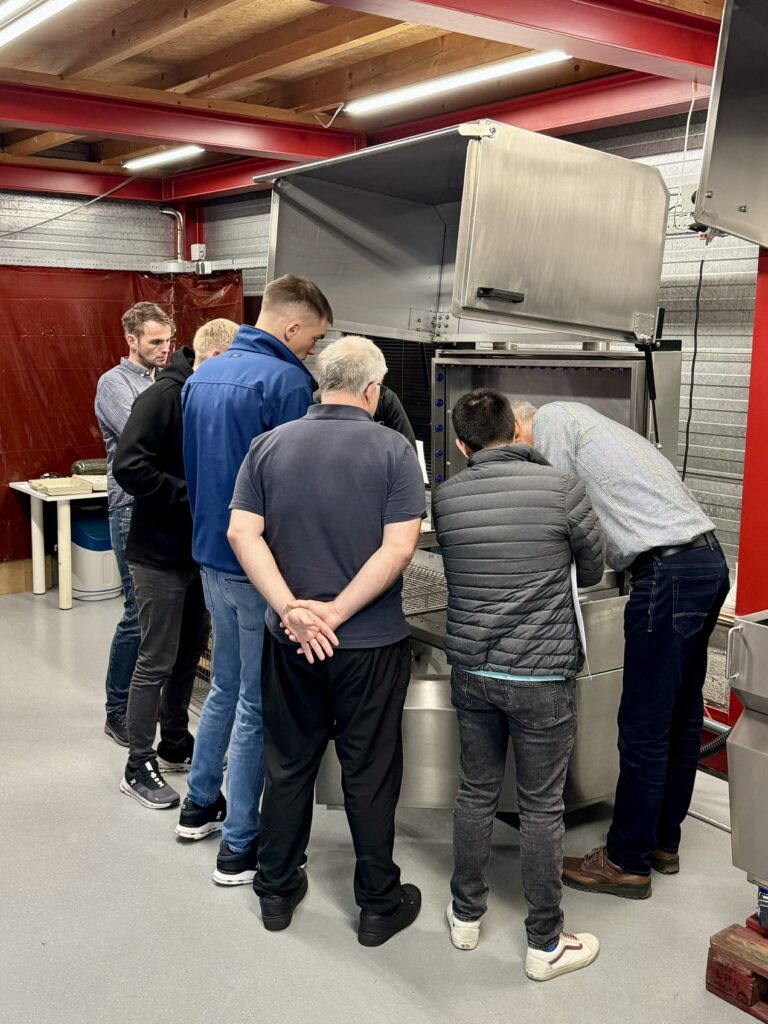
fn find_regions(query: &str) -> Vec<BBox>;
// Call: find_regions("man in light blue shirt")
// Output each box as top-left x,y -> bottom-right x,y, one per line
513,401 -> 729,898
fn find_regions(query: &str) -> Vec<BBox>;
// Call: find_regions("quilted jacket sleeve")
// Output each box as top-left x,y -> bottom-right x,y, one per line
565,474 -> 605,588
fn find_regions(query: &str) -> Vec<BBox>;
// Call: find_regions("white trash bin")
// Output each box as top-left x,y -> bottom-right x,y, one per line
71,506 -> 121,601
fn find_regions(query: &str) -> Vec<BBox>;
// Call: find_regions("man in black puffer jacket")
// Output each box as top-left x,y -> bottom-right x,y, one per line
113,325 -> 235,812
433,388 -> 604,982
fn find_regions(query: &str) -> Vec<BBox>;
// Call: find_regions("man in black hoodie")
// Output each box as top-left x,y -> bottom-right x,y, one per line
114,321 -> 237,810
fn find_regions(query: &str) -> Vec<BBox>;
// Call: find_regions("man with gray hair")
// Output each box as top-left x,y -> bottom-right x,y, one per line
512,400 -> 728,899
227,335 -> 425,946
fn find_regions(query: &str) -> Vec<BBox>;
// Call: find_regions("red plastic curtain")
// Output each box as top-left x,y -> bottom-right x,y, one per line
0,266 -> 243,562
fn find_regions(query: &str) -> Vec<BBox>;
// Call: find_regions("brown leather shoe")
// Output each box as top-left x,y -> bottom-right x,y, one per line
651,848 -> 680,875
563,846 -> 651,899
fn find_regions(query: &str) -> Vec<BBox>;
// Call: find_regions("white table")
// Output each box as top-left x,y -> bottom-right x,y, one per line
10,482 -> 109,610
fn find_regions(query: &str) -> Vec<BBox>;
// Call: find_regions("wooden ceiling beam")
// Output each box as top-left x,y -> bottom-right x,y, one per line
249,33 -> 527,114
137,7 -> 409,99
3,129 -> 80,155
57,0 -> 255,79
8,0 -> 258,159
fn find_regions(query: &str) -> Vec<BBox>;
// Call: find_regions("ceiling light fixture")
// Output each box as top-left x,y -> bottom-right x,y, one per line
122,145 -> 205,171
0,0 -> 83,49
344,50 -> 572,116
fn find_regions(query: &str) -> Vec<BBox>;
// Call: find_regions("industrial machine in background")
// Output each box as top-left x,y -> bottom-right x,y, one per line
255,119 -> 677,812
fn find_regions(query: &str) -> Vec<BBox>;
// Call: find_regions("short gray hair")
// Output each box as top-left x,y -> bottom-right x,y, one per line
316,335 -> 387,396
511,400 -> 537,424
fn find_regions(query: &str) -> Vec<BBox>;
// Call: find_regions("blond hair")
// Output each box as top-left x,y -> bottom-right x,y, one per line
192,318 -> 238,362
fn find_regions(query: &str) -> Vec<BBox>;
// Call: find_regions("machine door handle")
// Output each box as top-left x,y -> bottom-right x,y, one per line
476,286 -> 525,303
725,624 -> 743,681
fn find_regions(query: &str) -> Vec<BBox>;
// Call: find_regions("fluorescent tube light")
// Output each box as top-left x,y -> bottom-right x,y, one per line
0,0 -> 40,23
344,50 -> 572,115
0,0 -> 82,48
122,145 -> 205,171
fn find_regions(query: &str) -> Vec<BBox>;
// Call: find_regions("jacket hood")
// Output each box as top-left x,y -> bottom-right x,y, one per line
468,443 -> 551,468
160,346 -> 195,386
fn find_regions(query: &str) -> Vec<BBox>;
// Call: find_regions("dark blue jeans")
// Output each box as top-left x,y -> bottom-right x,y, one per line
607,539 -> 729,875
104,505 -> 141,715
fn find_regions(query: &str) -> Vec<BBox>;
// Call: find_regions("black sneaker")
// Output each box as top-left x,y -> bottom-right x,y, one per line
358,884 -> 422,947
120,759 -> 180,810
104,710 -> 129,747
212,838 -> 259,886
258,869 -> 309,932
157,734 -> 194,773
175,792 -> 226,841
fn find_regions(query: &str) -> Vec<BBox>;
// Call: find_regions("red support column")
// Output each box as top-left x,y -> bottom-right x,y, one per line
178,204 -> 205,261
736,248 -> 768,618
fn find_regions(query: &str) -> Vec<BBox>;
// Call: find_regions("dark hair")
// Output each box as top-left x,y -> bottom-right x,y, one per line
121,302 -> 173,339
262,274 -> 334,325
452,388 -> 516,453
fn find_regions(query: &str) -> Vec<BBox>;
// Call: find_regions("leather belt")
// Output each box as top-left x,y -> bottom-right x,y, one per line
631,531 -> 716,573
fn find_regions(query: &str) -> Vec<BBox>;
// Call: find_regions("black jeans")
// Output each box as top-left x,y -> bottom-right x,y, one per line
254,633 -> 411,913
450,668 -> 577,950
126,562 -> 210,767
607,540 -> 729,875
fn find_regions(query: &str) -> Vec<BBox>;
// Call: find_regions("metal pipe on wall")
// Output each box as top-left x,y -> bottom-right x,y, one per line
160,206 -> 184,263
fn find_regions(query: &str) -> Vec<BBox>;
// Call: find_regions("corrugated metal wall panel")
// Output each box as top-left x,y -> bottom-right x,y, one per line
203,195 -> 271,296
0,192 -> 174,269
573,113 -> 753,568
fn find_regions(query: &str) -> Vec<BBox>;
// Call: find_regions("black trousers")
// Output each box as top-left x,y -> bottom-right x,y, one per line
126,562 -> 210,767
254,632 -> 411,913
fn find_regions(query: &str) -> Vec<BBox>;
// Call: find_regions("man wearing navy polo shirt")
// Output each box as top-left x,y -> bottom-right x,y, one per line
178,275 -> 332,886
228,336 -> 426,946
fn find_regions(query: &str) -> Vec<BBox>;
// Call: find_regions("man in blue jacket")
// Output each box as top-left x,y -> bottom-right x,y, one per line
177,275 -> 333,886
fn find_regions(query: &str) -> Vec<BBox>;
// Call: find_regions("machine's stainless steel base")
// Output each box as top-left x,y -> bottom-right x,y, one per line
316,556 -> 625,813
315,659 -> 621,811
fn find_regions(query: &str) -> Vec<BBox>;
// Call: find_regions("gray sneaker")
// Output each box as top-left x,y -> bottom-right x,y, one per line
120,759 -> 180,810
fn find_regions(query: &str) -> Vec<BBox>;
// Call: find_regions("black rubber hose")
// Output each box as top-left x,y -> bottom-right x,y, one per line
699,730 -> 731,760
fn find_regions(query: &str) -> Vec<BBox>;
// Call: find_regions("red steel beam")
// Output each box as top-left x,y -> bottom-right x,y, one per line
0,81 -> 361,161
371,71 -> 710,144
0,163 -> 162,200
319,0 -> 719,82
164,159 -> 289,201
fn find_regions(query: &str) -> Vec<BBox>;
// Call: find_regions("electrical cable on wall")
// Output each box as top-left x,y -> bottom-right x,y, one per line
0,175 -> 139,241
681,256 -> 705,481
671,81 -> 698,231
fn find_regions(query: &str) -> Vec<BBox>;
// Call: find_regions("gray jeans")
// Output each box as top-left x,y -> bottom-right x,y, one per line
450,667 -> 577,950
126,562 -> 210,767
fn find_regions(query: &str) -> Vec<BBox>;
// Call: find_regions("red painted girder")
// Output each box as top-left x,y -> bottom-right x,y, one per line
736,248 -> 768,617
318,0 -> 719,82
0,82 -> 361,161
164,159 -> 289,201
370,71 -> 709,144
0,164 -> 162,200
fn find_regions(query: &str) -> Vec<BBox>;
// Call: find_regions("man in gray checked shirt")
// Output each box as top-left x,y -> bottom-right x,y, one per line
95,302 -> 173,746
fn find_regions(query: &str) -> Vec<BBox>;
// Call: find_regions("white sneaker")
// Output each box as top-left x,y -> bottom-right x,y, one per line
446,901 -> 481,950
524,931 -> 600,981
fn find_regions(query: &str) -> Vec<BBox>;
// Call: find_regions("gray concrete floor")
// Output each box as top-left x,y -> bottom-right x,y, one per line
0,590 -> 750,1024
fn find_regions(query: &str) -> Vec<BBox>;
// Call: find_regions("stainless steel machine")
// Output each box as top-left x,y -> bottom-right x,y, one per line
255,119 -> 680,812
726,616 -> 768,927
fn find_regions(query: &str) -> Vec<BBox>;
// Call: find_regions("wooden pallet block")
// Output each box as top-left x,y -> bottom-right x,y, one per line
707,924 -> 768,1021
